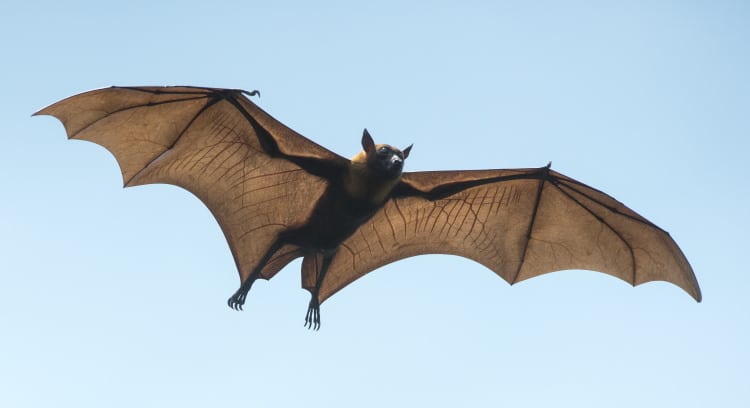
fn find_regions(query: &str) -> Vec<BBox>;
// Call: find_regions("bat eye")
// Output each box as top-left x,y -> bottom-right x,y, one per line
378,147 -> 389,154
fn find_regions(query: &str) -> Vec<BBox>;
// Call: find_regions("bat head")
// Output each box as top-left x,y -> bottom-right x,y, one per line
361,129 -> 412,180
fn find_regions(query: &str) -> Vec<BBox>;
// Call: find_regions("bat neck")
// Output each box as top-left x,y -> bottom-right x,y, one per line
344,163 -> 400,205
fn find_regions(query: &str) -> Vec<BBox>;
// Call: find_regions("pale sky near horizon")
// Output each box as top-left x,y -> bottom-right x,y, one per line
2,1 -> 748,407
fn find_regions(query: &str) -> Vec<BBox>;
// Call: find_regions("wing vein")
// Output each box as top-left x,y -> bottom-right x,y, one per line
511,166 -> 549,284
555,178 -> 661,231
124,96 -> 222,186
550,179 -> 638,284
67,95 -> 210,140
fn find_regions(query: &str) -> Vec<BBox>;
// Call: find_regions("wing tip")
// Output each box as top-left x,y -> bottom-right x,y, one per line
32,107 -> 71,137
680,283 -> 702,303
691,285 -> 703,303
635,277 -> 702,303
32,106 -> 54,118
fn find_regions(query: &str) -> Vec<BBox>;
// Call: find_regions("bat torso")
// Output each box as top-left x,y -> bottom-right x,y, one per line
286,159 -> 398,252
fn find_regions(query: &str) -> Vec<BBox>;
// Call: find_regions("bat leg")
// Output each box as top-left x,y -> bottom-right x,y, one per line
227,237 -> 287,311
304,250 -> 337,331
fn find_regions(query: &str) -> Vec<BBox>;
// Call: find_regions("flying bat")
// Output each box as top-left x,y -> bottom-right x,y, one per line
35,86 -> 701,329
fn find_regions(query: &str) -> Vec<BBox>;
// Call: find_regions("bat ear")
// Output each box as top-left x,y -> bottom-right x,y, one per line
362,128 -> 375,154
402,144 -> 413,159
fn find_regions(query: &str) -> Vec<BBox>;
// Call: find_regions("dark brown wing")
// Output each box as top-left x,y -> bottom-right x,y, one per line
314,166 -> 700,303
35,86 -> 347,283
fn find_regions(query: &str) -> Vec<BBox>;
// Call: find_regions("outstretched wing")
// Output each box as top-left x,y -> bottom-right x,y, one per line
314,165 -> 700,303
35,86 -> 347,282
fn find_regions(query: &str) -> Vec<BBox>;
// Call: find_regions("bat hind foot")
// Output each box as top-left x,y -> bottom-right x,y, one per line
227,278 -> 255,311
304,297 -> 321,331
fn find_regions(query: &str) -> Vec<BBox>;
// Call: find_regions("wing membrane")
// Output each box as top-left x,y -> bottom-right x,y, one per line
316,168 -> 700,303
36,86 -> 338,282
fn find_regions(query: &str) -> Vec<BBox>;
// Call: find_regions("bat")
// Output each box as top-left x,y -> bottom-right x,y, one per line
35,86 -> 701,329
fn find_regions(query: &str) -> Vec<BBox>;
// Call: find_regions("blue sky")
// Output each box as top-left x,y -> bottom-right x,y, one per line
2,1 -> 748,407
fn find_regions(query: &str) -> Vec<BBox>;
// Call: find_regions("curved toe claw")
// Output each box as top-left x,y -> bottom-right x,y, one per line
227,290 -> 247,311
227,279 -> 255,311
304,299 -> 321,331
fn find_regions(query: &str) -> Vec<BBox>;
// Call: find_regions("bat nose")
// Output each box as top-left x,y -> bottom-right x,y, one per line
390,155 -> 402,165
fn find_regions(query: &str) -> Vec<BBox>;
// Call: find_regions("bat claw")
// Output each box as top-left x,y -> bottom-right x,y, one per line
240,89 -> 261,98
227,283 -> 251,311
304,298 -> 321,331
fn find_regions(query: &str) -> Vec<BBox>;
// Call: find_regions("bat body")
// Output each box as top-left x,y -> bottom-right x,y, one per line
228,131 -> 413,327
36,86 -> 701,329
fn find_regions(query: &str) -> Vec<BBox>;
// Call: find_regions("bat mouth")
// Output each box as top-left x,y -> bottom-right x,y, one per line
380,162 -> 404,179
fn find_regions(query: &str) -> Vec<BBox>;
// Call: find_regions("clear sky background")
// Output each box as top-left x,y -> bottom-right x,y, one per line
2,1 -> 748,407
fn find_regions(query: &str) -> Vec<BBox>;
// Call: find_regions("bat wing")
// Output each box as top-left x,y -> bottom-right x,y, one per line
312,165 -> 701,303
36,86 -> 347,283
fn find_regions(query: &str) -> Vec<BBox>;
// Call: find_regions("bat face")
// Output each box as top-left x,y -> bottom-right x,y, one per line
370,144 -> 408,180
359,128 -> 413,181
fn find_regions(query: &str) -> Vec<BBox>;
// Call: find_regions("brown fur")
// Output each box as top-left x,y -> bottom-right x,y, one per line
345,146 -> 401,204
